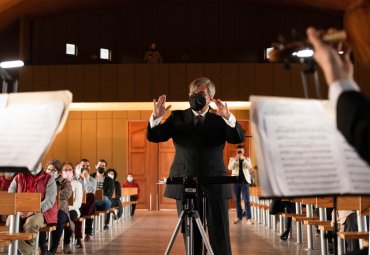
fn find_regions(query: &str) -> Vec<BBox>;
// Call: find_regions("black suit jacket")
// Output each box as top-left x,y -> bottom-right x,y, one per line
147,108 -> 245,200
337,91 -> 370,165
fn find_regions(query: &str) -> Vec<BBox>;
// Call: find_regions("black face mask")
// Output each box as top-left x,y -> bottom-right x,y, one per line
97,167 -> 105,174
189,93 -> 206,111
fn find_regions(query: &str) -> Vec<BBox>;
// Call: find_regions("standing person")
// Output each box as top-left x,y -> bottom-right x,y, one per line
147,77 -> 245,255
8,163 -> 58,255
228,145 -> 253,225
73,159 -> 96,243
122,173 -> 140,217
307,27 -> 370,165
144,42 -> 163,64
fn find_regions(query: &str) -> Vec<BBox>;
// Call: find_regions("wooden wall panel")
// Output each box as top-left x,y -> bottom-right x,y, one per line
220,64 -> 238,100
186,64 -> 204,86
100,65 -> 118,101
204,64 -> 221,91
255,64 -> 273,96
172,2 -> 189,59
238,64 -> 256,101
18,66 -> 33,92
134,64 -> 152,101
117,64 -> 135,102
168,64 -> 187,101
81,112 -> 97,162
32,66 -> 49,91
112,118 -> 127,184
273,63 -> 291,97
49,65 -> 67,91
66,65 -> 84,102
157,2 -> 172,63
83,65 -> 100,101
97,112 -> 113,165
67,118 -> 82,165
52,122 -> 68,162
152,64 -> 169,99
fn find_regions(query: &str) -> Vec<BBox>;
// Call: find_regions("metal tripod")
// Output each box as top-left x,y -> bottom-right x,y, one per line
164,197 -> 214,255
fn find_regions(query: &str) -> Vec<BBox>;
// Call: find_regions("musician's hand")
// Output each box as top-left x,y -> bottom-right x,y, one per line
307,27 -> 353,85
214,99 -> 231,119
153,95 -> 171,120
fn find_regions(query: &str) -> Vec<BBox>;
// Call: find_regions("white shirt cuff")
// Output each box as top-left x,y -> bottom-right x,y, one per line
329,79 -> 360,107
223,113 -> 236,128
149,114 -> 163,128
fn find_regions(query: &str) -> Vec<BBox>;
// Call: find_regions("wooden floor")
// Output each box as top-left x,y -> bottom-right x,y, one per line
1,210 -> 325,254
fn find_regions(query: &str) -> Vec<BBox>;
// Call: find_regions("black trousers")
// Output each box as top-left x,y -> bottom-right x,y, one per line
176,198 -> 231,255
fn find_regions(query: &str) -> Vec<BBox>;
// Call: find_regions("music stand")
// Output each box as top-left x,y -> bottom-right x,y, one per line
164,176 -> 239,255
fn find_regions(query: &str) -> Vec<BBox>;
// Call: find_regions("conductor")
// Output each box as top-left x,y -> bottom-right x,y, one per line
147,77 -> 245,255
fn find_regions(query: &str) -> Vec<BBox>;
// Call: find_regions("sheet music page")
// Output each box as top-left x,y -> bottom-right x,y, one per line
0,91 -> 71,171
251,96 -> 358,197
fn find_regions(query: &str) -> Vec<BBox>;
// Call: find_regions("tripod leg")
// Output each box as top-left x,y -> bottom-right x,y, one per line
193,211 -> 214,255
165,211 -> 184,255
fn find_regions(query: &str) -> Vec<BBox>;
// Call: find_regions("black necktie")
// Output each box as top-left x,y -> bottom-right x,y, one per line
194,115 -> 204,126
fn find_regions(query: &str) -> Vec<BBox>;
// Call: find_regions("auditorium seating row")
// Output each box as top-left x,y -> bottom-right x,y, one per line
0,187 -> 138,255
249,187 -> 370,255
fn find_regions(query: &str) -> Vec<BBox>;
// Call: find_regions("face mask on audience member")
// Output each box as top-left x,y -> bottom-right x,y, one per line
127,176 -> 133,182
4,172 -> 15,178
108,173 -> 114,179
97,167 -> 105,174
189,93 -> 206,111
30,163 -> 42,176
52,171 -> 59,179
75,167 -> 81,177
62,171 -> 73,181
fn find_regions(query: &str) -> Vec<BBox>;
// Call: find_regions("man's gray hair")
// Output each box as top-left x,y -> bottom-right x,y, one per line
189,77 -> 216,97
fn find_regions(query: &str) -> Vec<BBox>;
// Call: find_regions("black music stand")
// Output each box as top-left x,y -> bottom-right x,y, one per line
164,176 -> 239,255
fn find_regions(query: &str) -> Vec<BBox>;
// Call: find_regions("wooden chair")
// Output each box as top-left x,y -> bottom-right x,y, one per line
0,192 -> 41,255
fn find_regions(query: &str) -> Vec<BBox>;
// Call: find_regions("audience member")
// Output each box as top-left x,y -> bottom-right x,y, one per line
62,162 -> 83,250
73,159 -> 96,243
144,42 -> 163,63
8,163 -> 58,255
228,144 -> 253,225
122,173 -> 140,217
45,160 -> 72,255
91,159 -> 115,230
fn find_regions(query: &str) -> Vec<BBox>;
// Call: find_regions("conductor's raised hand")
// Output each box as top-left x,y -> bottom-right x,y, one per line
214,99 -> 231,120
153,95 -> 171,120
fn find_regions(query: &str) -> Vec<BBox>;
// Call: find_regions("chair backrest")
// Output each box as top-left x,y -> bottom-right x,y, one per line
121,187 -> 138,197
0,192 -> 41,214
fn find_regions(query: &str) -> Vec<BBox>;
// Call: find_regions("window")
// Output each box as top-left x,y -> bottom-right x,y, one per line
100,48 -> 111,60
66,43 -> 78,56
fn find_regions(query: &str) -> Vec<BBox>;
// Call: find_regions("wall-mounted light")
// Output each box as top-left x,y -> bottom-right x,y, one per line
0,60 -> 24,69
100,48 -> 111,60
0,60 -> 24,93
66,43 -> 78,56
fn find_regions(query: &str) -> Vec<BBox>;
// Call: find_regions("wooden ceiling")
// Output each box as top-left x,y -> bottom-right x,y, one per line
0,0 -> 352,31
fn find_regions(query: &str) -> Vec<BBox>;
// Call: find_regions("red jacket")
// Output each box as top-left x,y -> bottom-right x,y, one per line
0,175 -> 15,191
122,181 -> 140,197
15,171 -> 58,224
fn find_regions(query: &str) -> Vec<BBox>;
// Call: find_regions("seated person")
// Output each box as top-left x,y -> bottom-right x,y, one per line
45,160 -> 72,255
8,163 -> 58,255
104,169 -> 123,227
73,159 -> 96,243
122,173 -> 140,217
62,162 -> 83,251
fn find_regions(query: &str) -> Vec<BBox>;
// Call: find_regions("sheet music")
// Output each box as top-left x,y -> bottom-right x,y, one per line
251,96 -> 370,197
0,91 -> 71,171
